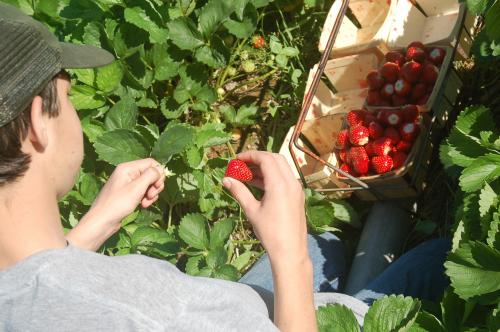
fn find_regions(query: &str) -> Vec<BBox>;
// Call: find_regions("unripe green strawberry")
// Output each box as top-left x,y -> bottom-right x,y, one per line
226,66 -> 237,77
242,60 -> 256,73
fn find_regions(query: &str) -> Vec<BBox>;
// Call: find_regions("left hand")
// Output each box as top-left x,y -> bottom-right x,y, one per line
66,158 -> 165,251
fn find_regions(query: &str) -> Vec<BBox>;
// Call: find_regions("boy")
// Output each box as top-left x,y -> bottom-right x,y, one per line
0,4 -> 319,331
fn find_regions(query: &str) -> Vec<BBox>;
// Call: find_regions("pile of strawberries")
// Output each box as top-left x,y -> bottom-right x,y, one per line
365,41 -> 446,107
335,105 -> 421,177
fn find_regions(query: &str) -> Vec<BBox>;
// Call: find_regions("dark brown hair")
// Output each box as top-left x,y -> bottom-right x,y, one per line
0,73 -> 61,186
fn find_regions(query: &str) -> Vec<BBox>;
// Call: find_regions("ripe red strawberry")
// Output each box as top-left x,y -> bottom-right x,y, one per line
396,140 -> 412,153
225,159 -> 253,182
421,63 -> 439,84
401,61 -> 422,83
366,70 -> 385,90
392,94 -> 407,107
384,127 -> 401,145
406,46 -> 427,63
400,122 -> 420,141
336,129 -> 349,149
417,93 -> 430,105
410,83 -> 427,102
394,79 -> 412,97
407,41 -> 425,49
366,90 -> 382,106
372,137 -> 392,156
385,51 -> 405,67
338,149 -> 347,162
349,125 -> 370,146
383,110 -> 403,126
371,155 -> 394,174
368,121 -> 384,139
380,83 -> 395,100
346,110 -> 365,127
428,47 -> 445,66
401,105 -> 419,122
365,141 -> 375,157
252,35 -> 265,48
349,147 -> 369,175
363,113 -> 377,127
380,62 -> 400,83
339,163 -> 354,176
392,152 -> 407,169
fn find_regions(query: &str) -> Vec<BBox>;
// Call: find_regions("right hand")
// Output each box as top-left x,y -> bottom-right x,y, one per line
222,151 -> 309,264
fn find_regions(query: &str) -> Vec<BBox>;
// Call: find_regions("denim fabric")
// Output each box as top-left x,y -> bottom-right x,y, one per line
239,233 -> 450,306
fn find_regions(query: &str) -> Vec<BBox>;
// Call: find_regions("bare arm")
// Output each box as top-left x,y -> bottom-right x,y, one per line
223,151 -> 317,332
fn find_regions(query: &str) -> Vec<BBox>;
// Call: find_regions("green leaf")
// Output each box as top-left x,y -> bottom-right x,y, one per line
167,17 -> 204,50
269,35 -> 283,54
408,311 -> 446,332
104,97 -> 138,130
445,241 -> 500,303
231,0 -> 251,19
479,183 -> 498,217
152,124 -> 195,164
440,287 -> 466,331
233,251 -> 255,271
185,255 -> 203,275
179,213 -> 210,249
151,43 -> 180,81
210,218 -> 235,248
316,304 -> 361,332
465,0 -> 496,14
95,62 -> 123,93
71,85 -> 106,110
223,4 -> 258,39
206,246 -> 227,268
79,172 -> 101,206
364,295 -> 421,332
195,128 -> 230,148
94,129 -> 149,165
331,199 -> 361,228
124,7 -> 168,44
213,264 -> 239,281
160,98 -> 187,120
487,211 -> 500,249
81,117 -> 106,143
194,35 -> 230,68
131,226 -> 179,256
198,0 -> 233,38
281,46 -> 299,57
235,104 -> 258,125
455,106 -> 496,137
459,154 -> 500,192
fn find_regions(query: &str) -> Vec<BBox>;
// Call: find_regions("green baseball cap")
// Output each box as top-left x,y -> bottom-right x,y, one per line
0,3 -> 115,127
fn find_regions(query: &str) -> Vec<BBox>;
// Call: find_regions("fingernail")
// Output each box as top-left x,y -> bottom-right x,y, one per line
222,177 -> 232,189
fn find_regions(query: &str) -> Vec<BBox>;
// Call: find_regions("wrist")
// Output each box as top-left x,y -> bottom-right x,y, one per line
269,251 -> 312,273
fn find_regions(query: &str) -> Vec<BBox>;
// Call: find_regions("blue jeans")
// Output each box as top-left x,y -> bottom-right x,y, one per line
239,232 -> 450,305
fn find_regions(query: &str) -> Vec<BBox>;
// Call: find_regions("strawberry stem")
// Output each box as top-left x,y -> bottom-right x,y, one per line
226,141 -> 237,158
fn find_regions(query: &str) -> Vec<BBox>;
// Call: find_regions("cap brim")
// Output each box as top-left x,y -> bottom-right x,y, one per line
60,43 -> 115,69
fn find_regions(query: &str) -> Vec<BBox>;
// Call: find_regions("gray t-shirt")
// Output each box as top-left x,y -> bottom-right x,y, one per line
0,244 -> 368,331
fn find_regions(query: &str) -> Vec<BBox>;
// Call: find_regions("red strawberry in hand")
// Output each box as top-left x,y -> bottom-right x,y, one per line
401,61 -> 422,83
392,152 -> 407,169
380,62 -> 400,83
366,71 -> 385,90
349,147 -> 369,175
385,51 -> 405,67
371,155 -> 394,174
349,125 -> 370,146
225,159 -> 253,182
428,47 -> 445,66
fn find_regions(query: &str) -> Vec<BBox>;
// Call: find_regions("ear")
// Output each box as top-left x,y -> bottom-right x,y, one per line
28,96 -> 49,151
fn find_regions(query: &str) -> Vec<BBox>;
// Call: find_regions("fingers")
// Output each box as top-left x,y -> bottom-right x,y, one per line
118,158 -> 160,173
130,165 -> 163,197
236,151 -> 282,188
222,177 -> 259,213
141,195 -> 159,208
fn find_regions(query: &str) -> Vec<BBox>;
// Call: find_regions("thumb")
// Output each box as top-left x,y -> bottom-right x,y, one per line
223,177 -> 259,213
130,166 -> 162,196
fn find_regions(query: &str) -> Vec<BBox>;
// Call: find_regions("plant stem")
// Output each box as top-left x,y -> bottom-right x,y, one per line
221,68 -> 278,102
